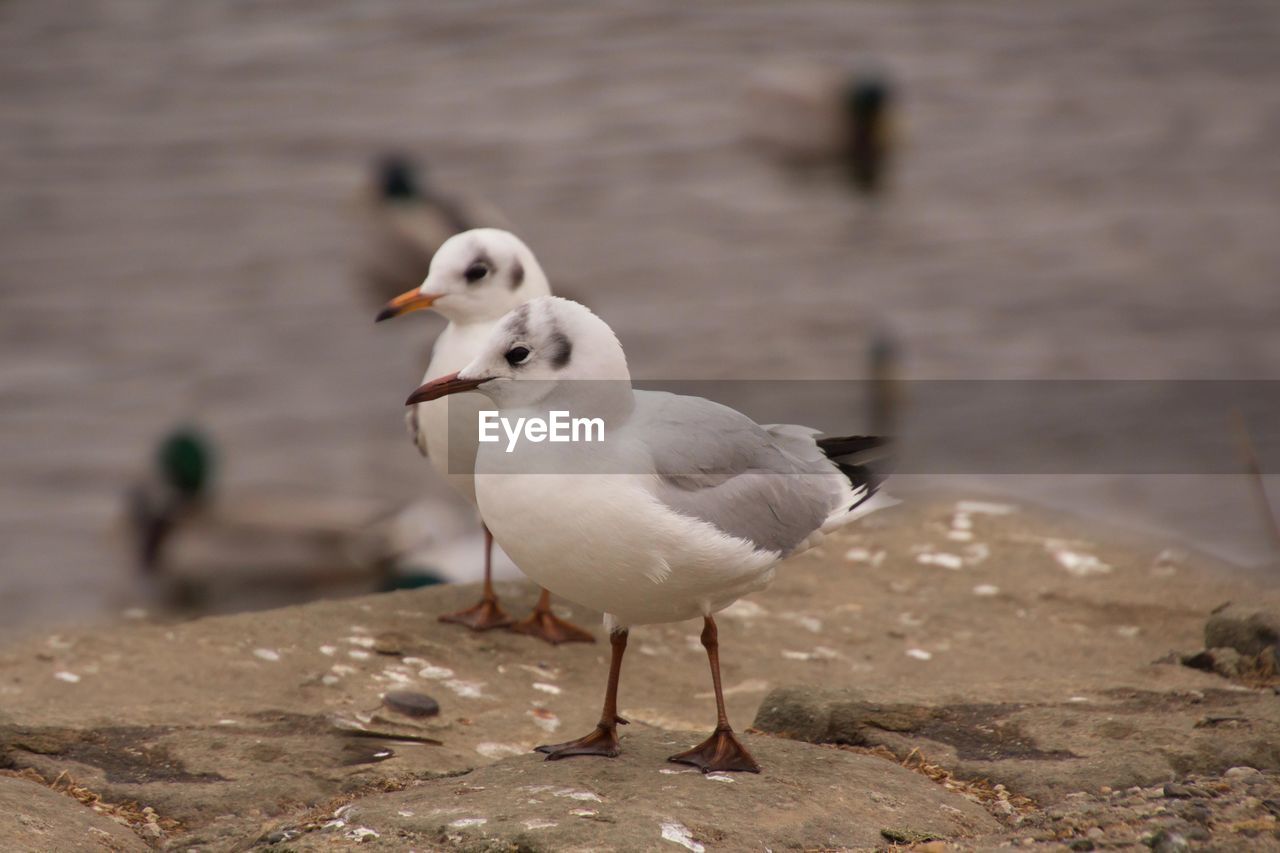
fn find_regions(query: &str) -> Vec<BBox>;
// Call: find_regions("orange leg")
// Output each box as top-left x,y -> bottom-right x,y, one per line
509,588 -> 596,644
668,616 -> 761,773
536,628 -> 628,759
438,526 -> 514,631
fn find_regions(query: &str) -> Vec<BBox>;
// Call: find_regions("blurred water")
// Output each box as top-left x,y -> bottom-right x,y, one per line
1,0 -> 1278,635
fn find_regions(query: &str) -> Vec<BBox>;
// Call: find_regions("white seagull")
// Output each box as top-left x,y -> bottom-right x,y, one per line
405,296 -> 891,773
376,230 -> 594,644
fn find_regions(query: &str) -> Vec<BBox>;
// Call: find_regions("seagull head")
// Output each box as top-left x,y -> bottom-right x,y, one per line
375,228 -> 550,325
405,296 -> 631,410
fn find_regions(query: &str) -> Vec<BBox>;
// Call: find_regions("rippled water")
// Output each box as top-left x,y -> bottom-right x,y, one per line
2,0 -> 1278,635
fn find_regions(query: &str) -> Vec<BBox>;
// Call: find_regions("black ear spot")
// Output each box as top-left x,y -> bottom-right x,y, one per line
510,261 -> 524,289
549,331 -> 572,369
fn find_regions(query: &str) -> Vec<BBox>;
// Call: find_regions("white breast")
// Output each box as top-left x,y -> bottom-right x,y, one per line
413,321 -> 501,505
474,466 -> 779,627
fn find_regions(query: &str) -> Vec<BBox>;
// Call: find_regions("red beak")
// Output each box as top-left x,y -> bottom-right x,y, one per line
405,371 -> 489,405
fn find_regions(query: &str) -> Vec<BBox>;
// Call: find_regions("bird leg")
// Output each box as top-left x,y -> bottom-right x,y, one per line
536,628 -> 629,759
668,615 -> 761,773
438,526 -> 514,630
509,588 -> 596,645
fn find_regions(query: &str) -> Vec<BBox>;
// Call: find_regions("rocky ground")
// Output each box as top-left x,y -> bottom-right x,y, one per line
2,498 -> 1279,851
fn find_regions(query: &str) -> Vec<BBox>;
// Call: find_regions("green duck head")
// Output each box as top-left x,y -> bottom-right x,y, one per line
156,427 -> 214,500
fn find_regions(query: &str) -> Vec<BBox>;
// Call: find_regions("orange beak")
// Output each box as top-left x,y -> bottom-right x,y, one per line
405,371 -> 489,405
375,288 -> 438,323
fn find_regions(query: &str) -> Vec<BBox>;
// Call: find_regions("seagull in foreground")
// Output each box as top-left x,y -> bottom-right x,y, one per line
375,230 -> 594,644
405,296 -> 891,772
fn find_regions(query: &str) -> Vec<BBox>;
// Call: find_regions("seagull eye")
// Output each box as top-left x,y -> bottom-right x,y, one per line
464,263 -> 489,284
504,346 -> 531,366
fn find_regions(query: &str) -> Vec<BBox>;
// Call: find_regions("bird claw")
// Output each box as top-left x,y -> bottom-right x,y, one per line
438,597 -> 515,631
509,608 -> 596,645
668,726 -> 761,773
535,723 -> 620,760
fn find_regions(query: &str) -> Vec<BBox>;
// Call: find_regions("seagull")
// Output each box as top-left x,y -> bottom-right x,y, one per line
405,296 -> 892,772
375,230 -> 595,644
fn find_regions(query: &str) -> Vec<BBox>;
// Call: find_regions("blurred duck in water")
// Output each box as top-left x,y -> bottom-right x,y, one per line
745,64 -> 895,196
123,426 -> 443,613
843,75 -> 893,194
359,154 -> 510,308
126,426 -> 214,575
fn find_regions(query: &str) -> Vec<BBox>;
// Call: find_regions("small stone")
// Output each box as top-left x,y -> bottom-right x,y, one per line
1226,766 -> 1262,782
1205,606 -> 1280,657
1068,840 -> 1095,851
1087,827 -> 1105,840
1177,804 -> 1211,825
1146,829 -> 1190,853
879,828 -> 940,845
381,690 -> 440,718
1180,647 -> 1242,678
1162,783 -> 1197,799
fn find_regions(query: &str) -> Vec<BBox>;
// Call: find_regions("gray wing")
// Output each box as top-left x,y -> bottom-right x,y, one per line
635,391 -> 846,555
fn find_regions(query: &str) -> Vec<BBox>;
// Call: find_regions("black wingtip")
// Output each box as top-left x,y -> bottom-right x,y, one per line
818,434 -> 893,510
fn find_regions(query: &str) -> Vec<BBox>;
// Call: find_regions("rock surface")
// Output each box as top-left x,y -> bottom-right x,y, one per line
0,773 -> 149,853
2,498 -> 1279,850
753,685 -> 1280,801
254,729 -> 997,851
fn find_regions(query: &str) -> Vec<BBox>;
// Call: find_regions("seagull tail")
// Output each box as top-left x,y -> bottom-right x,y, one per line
816,434 -> 894,512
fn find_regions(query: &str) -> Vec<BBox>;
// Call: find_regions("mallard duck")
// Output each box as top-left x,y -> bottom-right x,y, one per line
745,64 -> 895,194
124,427 -> 423,612
843,75 -> 893,194
126,426 -> 214,574
359,154 -> 509,308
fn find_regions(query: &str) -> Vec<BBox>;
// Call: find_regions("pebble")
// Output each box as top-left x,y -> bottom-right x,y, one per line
1177,803 -> 1211,825
1226,766 -> 1262,781
381,690 -> 440,718
1147,829 -> 1190,853
1162,783 -> 1206,799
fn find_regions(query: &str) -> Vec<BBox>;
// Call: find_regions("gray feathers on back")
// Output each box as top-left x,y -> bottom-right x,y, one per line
636,391 -> 846,555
